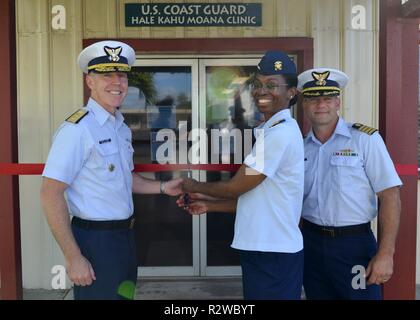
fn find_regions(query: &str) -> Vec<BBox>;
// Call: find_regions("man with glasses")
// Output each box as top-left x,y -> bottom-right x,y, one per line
179,51 -> 305,300
298,68 -> 402,299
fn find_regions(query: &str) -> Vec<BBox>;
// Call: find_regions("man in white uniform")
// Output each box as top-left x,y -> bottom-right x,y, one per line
298,68 -> 402,299
40,40 -> 182,300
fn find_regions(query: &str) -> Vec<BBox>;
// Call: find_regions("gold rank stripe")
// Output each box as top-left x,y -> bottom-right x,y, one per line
352,123 -> 378,135
66,109 -> 89,124
301,86 -> 341,93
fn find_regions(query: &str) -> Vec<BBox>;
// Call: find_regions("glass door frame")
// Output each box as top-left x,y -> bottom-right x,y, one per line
132,58 -> 200,277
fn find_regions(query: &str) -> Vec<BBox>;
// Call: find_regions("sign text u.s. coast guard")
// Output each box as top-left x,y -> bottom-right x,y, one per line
125,3 -> 262,27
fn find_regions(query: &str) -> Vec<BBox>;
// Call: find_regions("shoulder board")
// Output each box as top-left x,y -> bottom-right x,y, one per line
66,109 -> 89,124
352,123 -> 378,135
269,119 -> 286,128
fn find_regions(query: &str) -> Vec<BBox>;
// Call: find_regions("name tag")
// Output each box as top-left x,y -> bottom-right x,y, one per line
99,138 -> 112,144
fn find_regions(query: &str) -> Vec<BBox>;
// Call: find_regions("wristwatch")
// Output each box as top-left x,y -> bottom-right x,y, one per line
160,180 -> 166,194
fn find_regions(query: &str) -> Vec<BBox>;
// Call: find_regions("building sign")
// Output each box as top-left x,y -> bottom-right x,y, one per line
125,3 -> 262,27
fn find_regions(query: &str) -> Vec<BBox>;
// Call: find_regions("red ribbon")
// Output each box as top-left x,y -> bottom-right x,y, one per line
0,163 -> 417,176
0,163 -> 241,175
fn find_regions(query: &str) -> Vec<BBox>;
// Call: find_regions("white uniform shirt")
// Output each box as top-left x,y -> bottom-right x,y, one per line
302,117 -> 402,226
232,109 -> 304,253
42,98 -> 134,220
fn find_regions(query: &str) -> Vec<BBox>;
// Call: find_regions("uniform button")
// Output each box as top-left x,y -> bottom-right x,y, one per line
109,164 -> 115,172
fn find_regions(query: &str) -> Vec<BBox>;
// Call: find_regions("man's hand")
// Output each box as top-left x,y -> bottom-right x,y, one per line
66,254 -> 96,287
164,178 -> 184,196
368,186 -> 400,286
365,252 -> 394,285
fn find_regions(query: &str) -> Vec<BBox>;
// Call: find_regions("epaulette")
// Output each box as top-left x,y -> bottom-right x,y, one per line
352,123 -> 378,135
269,119 -> 285,128
66,109 -> 89,124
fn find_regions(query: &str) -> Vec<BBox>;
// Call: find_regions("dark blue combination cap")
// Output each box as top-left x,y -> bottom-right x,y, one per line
257,50 -> 297,76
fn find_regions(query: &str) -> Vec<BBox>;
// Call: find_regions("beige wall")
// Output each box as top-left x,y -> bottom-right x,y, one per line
17,0 -> 382,288
17,0 -> 84,289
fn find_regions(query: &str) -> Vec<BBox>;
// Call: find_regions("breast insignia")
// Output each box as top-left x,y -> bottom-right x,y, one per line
352,123 -> 378,135
66,109 -> 89,124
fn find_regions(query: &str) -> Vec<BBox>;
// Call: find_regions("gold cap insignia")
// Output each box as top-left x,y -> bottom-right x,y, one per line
104,46 -> 122,62
274,61 -> 283,71
312,71 -> 330,86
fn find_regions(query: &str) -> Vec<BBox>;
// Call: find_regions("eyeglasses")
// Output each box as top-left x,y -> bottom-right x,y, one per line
250,81 -> 288,91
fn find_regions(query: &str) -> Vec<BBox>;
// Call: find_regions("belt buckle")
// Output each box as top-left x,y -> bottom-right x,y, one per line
129,218 -> 135,229
322,227 -> 335,237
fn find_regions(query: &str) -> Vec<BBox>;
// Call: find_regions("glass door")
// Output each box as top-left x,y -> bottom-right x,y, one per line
122,59 -> 199,276
199,59 -> 260,276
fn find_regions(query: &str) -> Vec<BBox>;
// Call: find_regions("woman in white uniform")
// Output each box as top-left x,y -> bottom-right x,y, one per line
180,51 -> 305,300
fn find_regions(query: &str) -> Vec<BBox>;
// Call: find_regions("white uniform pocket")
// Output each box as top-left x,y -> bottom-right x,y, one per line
330,155 -> 359,167
86,144 -> 119,181
330,155 -> 363,191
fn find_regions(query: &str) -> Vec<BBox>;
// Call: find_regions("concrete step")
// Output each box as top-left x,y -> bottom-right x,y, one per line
136,277 -> 243,300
